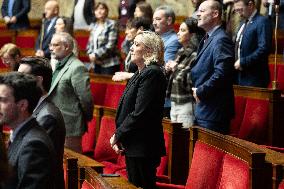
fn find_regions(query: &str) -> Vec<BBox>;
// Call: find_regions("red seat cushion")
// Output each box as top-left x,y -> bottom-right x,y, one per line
230,96 -> 247,136
277,64 -> 284,92
101,154 -> 126,174
90,82 -> 107,105
93,116 -> 118,162
103,84 -> 125,108
15,36 -> 36,48
157,132 -> 169,176
279,181 -> 284,189
186,141 -> 225,189
82,117 -> 97,154
238,98 -> 269,144
217,154 -> 249,189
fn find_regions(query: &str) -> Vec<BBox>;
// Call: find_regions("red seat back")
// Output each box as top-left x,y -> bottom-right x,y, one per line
230,96 -> 247,136
238,98 -> 269,144
93,116 -> 118,162
82,117 -> 97,154
90,82 -> 107,106
186,141 -> 225,189
217,154 -> 249,189
103,84 -> 125,108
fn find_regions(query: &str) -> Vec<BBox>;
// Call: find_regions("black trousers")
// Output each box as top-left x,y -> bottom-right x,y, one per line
125,156 -> 161,189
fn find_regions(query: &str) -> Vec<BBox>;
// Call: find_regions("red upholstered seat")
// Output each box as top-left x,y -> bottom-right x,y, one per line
157,132 -> 170,179
186,141 -> 225,188
230,96 -> 246,136
279,181 -> 284,189
93,116 -> 118,162
238,98 -> 269,144
217,154 -> 249,189
82,117 -> 97,154
103,84 -> 125,108
15,30 -> 38,48
90,82 -> 107,106
277,64 -> 284,92
157,141 -> 225,189
102,154 -> 126,174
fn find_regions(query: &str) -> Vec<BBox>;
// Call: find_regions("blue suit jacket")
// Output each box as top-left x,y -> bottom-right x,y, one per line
237,13 -> 272,87
1,0 -> 30,30
35,17 -> 58,59
191,27 -> 235,123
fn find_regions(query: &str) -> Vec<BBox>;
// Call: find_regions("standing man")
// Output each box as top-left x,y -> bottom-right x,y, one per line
152,5 -> 181,117
35,0 -> 59,59
234,0 -> 272,87
0,72 -> 55,189
191,0 -> 235,134
18,56 -> 66,189
1,0 -> 30,30
49,32 -> 93,153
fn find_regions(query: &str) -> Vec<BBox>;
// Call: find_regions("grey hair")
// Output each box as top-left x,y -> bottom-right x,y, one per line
155,5 -> 176,24
53,32 -> 74,51
136,31 -> 165,66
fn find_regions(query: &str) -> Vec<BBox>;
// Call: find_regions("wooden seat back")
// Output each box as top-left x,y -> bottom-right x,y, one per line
231,85 -> 284,147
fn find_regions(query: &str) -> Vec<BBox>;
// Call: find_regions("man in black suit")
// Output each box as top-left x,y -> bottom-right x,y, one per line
191,0 -> 235,134
18,56 -> 66,189
0,72 -> 56,189
35,0 -> 59,59
1,0 -> 31,30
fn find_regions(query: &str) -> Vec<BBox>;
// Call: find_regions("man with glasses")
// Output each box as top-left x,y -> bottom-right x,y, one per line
234,0 -> 272,87
48,32 -> 93,153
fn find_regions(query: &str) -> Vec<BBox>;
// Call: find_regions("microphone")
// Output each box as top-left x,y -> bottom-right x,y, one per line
268,0 -> 274,16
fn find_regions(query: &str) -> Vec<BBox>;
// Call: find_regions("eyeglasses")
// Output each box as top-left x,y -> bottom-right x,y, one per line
49,43 -> 61,48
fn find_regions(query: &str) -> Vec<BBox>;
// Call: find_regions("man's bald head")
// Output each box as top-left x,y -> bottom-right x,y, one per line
45,0 -> 59,19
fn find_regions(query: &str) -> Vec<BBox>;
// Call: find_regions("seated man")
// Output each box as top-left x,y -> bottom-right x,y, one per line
0,72 -> 56,189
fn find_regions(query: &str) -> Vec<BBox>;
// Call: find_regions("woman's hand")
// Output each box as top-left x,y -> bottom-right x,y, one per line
110,134 -> 124,154
165,60 -> 177,72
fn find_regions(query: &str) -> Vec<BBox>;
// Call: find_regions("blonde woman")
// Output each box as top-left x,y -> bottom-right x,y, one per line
110,31 -> 166,189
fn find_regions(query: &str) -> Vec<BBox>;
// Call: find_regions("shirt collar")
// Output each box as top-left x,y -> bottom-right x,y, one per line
207,25 -> 221,38
10,116 -> 33,143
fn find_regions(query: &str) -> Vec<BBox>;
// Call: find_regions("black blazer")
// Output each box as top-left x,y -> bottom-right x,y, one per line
33,97 -> 66,189
1,0 -> 30,30
2,118 -> 56,189
35,17 -> 57,59
115,63 -> 166,157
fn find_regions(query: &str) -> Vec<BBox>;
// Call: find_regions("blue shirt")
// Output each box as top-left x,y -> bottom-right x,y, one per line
8,0 -> 15,17
160,29 -> 181,64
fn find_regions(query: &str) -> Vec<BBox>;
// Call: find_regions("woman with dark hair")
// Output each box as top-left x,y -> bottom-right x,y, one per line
134,1 -> 153,22
113,17 -> 152,81
110,31 -> 166,189
87,2 -> 120,75
165,17 -> 205,128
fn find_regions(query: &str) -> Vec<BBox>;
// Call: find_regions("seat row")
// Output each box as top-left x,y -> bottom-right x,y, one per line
64,126 -> 284,189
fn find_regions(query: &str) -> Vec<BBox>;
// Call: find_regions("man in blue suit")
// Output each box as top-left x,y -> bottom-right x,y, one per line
234,0 -> 272,87
1,0 -> 31,30
191,0 -> 235,134
35,0 -> 59,59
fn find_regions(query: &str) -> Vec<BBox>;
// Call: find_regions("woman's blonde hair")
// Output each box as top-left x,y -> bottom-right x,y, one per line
136,31 -> 164,66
